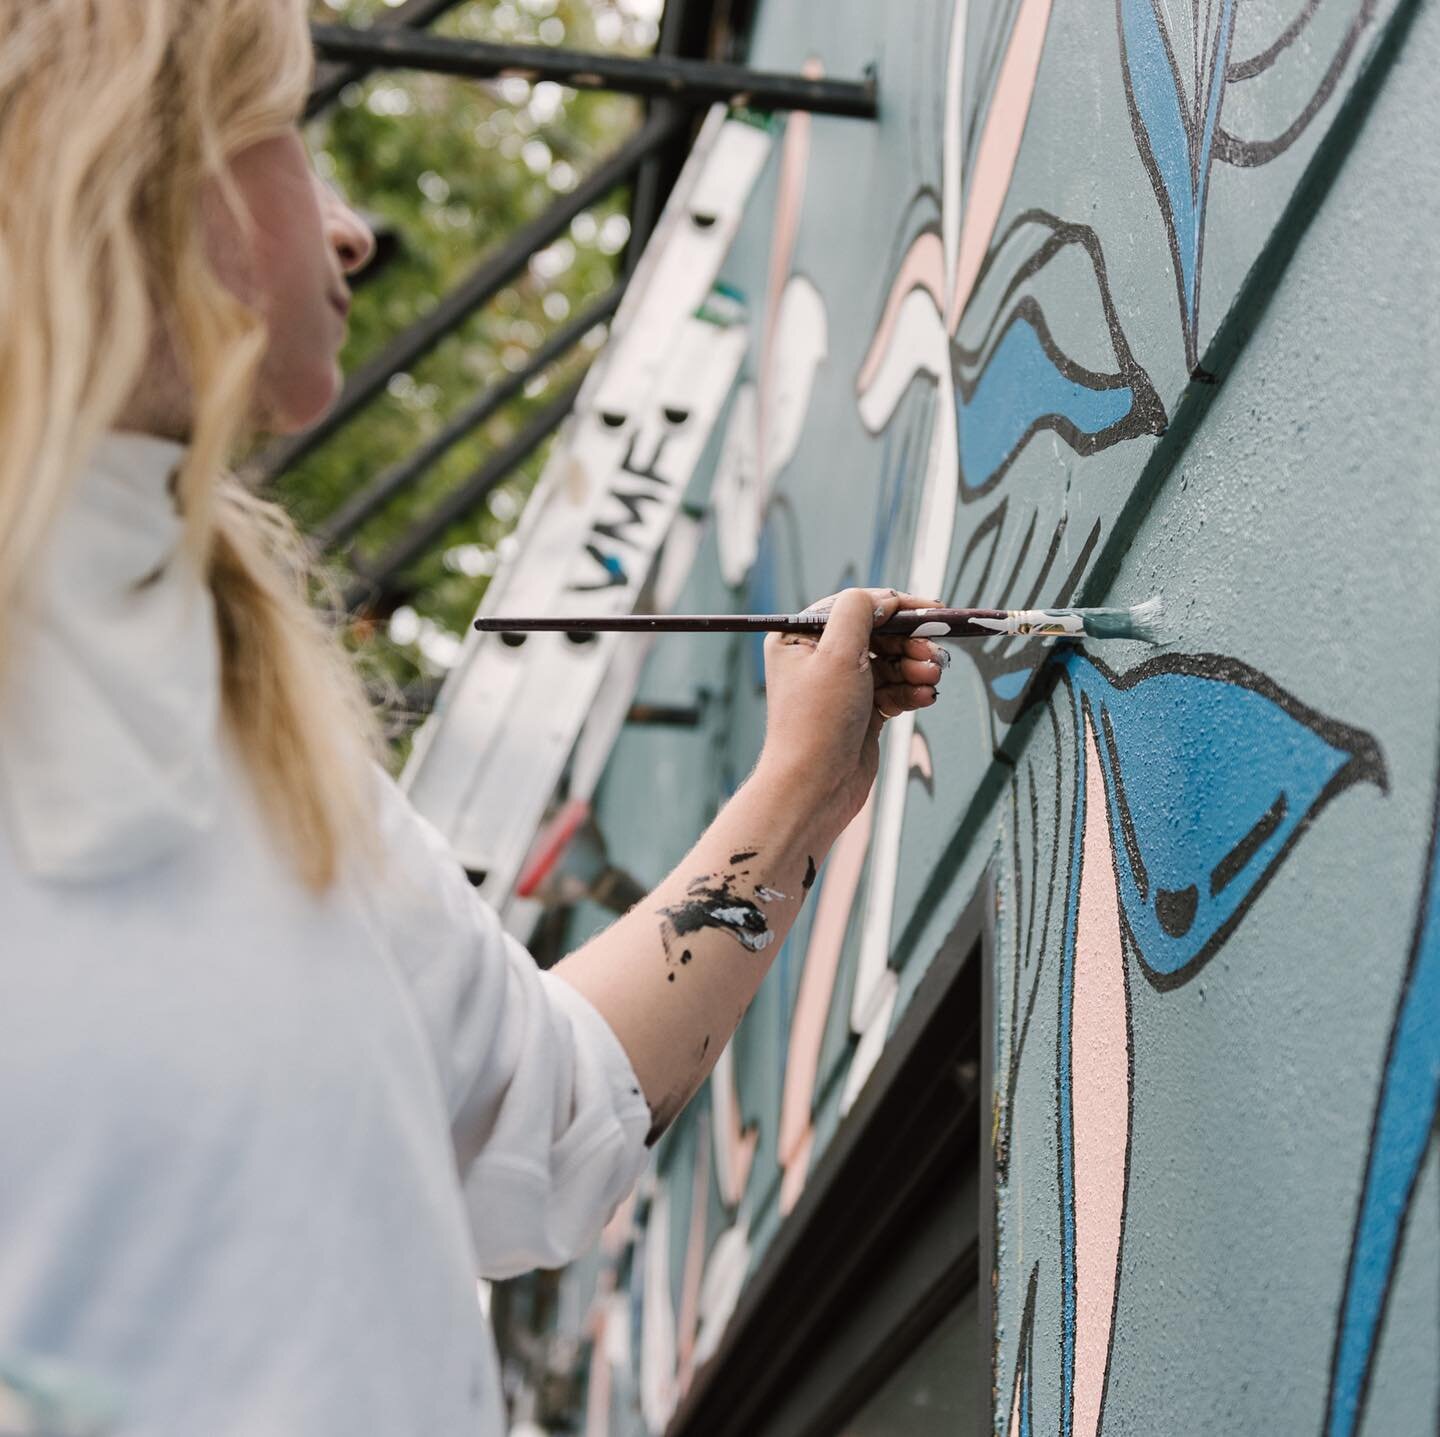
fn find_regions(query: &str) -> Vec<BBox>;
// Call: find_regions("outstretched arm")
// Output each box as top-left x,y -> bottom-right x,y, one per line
553,586 -> 947,1144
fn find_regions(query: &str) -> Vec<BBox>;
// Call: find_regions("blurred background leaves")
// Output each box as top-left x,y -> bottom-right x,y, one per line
288,0 -> 663,745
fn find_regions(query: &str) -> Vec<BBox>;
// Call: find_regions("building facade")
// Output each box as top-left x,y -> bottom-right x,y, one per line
473,0 -> 1439,1432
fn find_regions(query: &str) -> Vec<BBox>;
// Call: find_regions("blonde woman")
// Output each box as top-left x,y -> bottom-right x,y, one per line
0,1 -> 946,1432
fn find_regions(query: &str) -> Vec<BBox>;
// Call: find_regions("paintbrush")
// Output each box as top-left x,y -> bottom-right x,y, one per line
475,597 -> 1164,641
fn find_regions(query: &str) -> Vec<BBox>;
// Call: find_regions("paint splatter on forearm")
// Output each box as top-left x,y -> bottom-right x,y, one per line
656,851 -> 820,976
644,854 -> 823,1143
657,873 -> 781,961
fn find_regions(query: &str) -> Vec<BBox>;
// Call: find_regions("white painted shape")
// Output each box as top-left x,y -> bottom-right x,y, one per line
855,287 -> 949,432
911,621 -> 951,637
710,384 -> 760,587
908,360 -> 960,597
709,1041 -> 744,1207
847,712 -> 913,1029
604,1292 -> 631,1370
639,1188 -> 677,1435
942,0 -> 970,299
694,1220 -> 750,1367
760,275 -> 828,488
839,973 -> 897,1115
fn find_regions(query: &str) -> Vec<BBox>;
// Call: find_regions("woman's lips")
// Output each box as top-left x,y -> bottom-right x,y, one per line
329,291 -> 352,320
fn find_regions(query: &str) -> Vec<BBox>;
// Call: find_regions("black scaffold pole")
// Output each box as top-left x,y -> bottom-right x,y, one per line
309,23 -> 878,119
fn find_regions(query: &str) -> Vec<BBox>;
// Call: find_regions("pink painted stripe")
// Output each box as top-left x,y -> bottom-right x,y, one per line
778,791 -> 876,1214
946,0 -> 1054,331
714,1046 -> 758,1209
1071,716 -> 1131,1437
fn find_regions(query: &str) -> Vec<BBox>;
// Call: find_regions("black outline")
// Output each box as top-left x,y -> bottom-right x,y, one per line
1002,715 -> 1067,1181
1227,0 -> 1321,80
1117,0 -> 1201,371
1026,759 -> 1041,971
1003,508 -> 1042,609
1154,883 -> 1200,938
1116,0 -> 1237,375
948,209 -> 1167,499
1210,792 -> 1288,897
955,498 -> 1016,610
1214,1 -> 1377,166
947,509 -> 1103,731
1101,701 -> 1151,904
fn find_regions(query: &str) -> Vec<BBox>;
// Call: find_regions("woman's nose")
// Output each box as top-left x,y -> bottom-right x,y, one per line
317,177 -> 376,277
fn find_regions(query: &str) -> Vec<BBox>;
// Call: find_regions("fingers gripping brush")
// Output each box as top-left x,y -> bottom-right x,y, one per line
475,597 -> 1166,642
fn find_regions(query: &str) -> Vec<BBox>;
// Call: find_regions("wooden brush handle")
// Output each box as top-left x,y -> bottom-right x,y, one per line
473,607 -> 1075,638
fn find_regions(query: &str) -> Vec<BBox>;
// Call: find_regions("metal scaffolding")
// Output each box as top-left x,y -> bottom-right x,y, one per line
281,8 -> 877,615
308,22 -> 877,116
313,284 -> 624,552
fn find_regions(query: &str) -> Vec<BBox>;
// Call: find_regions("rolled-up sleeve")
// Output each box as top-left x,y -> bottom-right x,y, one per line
362,768 -> 651,1279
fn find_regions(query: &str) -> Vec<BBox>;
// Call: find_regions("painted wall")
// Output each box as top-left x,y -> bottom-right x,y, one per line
554,0 -> 1440,1432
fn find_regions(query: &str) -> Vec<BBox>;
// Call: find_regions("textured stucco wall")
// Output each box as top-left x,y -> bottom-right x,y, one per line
560,1 -> 1439,1433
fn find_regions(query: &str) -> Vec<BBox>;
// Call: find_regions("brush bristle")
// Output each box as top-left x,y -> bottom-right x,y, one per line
1078,596 -> 1166,643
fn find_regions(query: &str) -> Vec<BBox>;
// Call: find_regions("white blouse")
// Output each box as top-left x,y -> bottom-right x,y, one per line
0,433 -> 650,1435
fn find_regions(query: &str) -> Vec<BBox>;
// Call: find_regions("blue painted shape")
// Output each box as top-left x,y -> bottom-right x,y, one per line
956,315 -> 1137,494
1325,788 -> 1440,1437
1118,0 -> 1234,341
991,667 -> 1034,702
1065,652 -> 1384,982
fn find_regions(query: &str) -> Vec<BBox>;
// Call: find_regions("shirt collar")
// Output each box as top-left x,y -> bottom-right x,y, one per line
0,431 -> 223,880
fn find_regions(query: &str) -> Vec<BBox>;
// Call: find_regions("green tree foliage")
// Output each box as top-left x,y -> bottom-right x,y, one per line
286,0 -> 660,738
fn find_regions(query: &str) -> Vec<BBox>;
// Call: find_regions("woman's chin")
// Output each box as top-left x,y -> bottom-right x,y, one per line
257,362 -> 343,438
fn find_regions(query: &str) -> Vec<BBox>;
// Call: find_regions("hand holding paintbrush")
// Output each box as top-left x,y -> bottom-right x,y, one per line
475,596 -> 1164,642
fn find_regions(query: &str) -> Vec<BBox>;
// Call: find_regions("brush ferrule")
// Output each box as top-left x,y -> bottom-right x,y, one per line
970,608 -> 1085,638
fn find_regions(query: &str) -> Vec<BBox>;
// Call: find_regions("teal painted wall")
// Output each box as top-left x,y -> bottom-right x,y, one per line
559,1 -> 1440,1432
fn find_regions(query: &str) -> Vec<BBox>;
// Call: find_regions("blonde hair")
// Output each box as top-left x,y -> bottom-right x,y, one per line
0,0 -> 380,891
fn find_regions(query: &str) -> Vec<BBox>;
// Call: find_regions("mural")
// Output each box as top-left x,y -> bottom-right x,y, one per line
993,649 -> 1387,1437
1326,753 -> 1440,1437
539,0 -> 1438,1433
